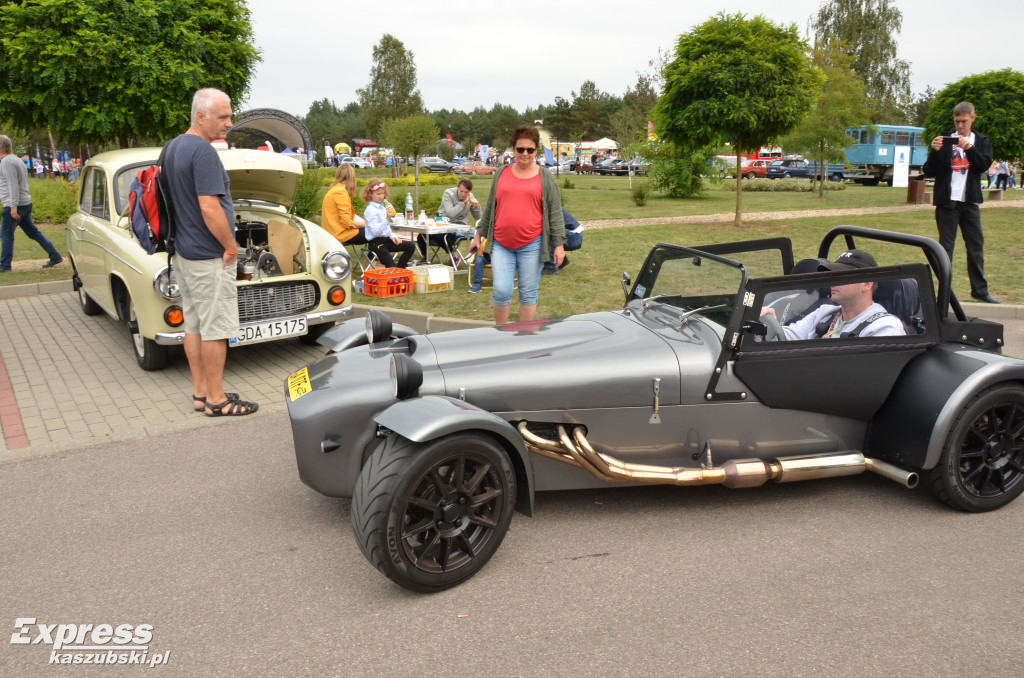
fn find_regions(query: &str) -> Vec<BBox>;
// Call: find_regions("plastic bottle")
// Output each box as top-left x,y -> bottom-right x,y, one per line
405,192 -> 413,220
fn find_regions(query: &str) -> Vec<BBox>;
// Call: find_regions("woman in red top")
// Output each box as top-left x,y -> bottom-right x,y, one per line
471,125 -> 565,324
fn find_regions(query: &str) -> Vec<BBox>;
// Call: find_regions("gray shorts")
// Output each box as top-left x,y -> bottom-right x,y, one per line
173,253 -> 239,341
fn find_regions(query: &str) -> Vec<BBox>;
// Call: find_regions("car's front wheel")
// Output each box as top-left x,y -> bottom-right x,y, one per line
126,293 -> 168,371
746,172 -> 756,179
927,384 -> 1024,512
351,432 -> 517,592
72,266 -> 101,316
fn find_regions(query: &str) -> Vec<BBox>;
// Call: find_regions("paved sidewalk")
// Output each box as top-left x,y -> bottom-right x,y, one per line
1,290 -> 1022,460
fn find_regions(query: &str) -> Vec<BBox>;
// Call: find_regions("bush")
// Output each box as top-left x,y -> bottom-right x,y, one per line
293,167 -> 323,220
719,178 -> 847,192
15,178 -> 77,223
355,172 -> 459,188
631,181 -> 649,207
562,177 -> 576,190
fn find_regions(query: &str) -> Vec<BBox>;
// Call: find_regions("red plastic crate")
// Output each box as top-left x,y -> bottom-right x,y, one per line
361,267 -> 413,298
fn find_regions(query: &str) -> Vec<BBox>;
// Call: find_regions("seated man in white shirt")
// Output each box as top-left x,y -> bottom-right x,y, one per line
761,249 -> 906,340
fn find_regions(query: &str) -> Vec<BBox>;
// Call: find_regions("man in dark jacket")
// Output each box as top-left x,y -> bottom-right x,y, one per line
922,101 -> 999,304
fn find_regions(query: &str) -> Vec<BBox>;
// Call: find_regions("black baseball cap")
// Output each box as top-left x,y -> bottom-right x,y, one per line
818,249 -> 878,271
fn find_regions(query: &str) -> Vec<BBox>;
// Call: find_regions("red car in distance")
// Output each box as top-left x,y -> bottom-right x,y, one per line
452,161 -> 497,175
740,158 -> 773,179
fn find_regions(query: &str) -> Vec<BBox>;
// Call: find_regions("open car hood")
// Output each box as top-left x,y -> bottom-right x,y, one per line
218,149 -> 303,208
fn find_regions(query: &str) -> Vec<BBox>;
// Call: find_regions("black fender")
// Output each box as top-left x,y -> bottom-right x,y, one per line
373,395 -> 535,516
866,345 -> 1024,469
317,316 -> 418,352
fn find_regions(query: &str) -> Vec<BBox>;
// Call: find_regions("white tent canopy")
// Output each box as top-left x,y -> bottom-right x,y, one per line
591,137 -> 617,150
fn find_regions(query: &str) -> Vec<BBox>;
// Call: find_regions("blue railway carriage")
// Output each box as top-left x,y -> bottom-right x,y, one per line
844,125 -> 928,186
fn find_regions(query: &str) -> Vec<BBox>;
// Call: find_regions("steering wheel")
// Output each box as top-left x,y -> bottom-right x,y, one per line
760,312 -> 785,342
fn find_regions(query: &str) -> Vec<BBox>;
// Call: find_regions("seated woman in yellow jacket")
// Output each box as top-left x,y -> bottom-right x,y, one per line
321,164 -> 367,245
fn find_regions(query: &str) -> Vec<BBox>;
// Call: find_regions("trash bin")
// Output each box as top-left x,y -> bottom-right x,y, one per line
907,179 -> 926,204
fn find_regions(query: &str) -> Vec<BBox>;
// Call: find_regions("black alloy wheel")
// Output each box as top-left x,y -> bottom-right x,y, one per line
928,385 -> 1024,511
351,432 -> 516,592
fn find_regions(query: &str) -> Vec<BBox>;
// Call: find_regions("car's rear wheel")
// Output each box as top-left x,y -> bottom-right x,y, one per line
351,432 -> 516,592
126,293 -> 168,371
746,172 -> 756,179
927,384 -> 1024,512
782,172 -> 792,179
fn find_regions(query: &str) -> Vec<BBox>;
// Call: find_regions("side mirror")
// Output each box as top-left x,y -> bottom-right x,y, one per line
621,272 -> 631,300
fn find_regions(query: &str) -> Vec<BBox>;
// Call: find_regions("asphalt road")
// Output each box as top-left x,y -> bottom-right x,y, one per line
3,411 -> 1023,677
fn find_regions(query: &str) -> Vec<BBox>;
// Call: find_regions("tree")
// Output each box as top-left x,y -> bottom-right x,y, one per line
655,12 -> 821,224
781,46 -> 869,196
0,0 -> 260,147
568,81 -> 614,140
811,0 -> 911,123
356,34 -> 424,138
608,74 -> 659,157
379,115 -> 438,205
303,99 -> 365,150
922,69 -> 1024,163
905,86 -> 936,127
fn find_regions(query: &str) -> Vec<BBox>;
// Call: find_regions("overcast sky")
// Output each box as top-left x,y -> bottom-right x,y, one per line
242,0 -> 1023,119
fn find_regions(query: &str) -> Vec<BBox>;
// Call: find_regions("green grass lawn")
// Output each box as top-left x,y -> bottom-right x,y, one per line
359,205 -> 1024,320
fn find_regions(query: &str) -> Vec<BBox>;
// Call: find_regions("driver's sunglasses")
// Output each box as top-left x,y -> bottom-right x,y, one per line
515,146 -> 536,154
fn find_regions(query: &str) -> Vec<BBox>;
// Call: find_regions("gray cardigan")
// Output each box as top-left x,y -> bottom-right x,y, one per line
475,164 -> 566,262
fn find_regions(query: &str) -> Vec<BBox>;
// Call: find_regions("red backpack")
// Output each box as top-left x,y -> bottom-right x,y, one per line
127,146 -> 175,255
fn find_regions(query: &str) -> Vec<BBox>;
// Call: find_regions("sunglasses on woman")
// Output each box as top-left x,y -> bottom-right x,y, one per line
515,146 -> 536,154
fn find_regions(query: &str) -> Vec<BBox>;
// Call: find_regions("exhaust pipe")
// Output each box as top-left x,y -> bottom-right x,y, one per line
518,423 -> 917,489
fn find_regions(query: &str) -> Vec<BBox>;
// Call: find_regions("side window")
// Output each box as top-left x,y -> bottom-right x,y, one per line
881,130 -> 895,145
895,131 -> 910,145
90,169 -> 109,220
78,168 -> 94,214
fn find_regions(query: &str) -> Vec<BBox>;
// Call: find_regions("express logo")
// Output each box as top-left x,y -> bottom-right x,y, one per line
10,618 -> 169,667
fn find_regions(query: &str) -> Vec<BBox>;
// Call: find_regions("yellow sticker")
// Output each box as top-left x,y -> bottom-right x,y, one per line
287,367 -> 312,402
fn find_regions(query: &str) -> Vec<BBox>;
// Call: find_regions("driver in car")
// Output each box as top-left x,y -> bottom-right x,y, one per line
761,249 -> 906,340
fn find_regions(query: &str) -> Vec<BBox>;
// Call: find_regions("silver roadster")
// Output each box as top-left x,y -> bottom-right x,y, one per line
286,225 -> 1024,592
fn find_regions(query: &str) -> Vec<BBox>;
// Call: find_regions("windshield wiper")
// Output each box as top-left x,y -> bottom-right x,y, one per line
679,304 -> 727,327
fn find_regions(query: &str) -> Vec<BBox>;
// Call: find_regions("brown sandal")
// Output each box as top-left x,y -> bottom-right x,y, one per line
205,396 -> 258,417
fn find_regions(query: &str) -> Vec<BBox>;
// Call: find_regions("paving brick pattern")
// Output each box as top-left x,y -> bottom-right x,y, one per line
0,292 -> 324,455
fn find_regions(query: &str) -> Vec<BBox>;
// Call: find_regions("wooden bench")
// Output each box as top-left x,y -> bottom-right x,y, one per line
922,188 -> 1003,203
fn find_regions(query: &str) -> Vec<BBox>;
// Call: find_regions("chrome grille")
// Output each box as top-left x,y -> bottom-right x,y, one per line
238,282 -> 319,323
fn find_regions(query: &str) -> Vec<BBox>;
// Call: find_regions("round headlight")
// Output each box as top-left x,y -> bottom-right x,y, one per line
365,309 -> 392,344
153,266 -> 181,302
321,250 -> 351,282
390,353 -> 423,400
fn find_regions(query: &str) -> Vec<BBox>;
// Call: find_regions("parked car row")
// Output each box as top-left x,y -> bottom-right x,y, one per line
592,157 -> 650,176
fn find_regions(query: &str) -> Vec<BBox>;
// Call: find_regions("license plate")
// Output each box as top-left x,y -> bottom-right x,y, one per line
229,316 -> 307,346
287,367 -> 312,402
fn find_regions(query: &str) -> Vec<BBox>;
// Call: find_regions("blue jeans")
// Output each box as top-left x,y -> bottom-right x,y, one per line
544,228 -> 583,268
1,203 -> 61,270
472,252 -> 490,285
491,236 -> 542,306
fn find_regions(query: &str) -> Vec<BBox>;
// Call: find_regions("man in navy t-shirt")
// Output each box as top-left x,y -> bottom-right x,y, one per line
163,88 -> 257,417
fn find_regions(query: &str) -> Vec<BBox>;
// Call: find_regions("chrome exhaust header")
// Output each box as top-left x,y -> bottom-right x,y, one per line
517,422 -> 916,489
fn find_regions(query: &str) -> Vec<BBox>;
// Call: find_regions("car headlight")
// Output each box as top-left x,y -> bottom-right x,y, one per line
153,266 -> 181,302
321,249 -> 351,282
365,309 -> 392,344
390,354 -> 422,400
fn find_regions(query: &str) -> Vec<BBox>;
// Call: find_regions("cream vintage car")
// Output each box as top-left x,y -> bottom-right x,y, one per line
67,147 -> 354,370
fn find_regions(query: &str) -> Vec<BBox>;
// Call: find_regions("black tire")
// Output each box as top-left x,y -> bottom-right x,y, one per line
782,172 -> 792,179
351,432 -> 517,592
73,270 -> 101,316
126,293 -> 168,371
831,173 -> 844,182
927,384 -> 1024,512
746,172 -> 756,180
299,321 -> 332,346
